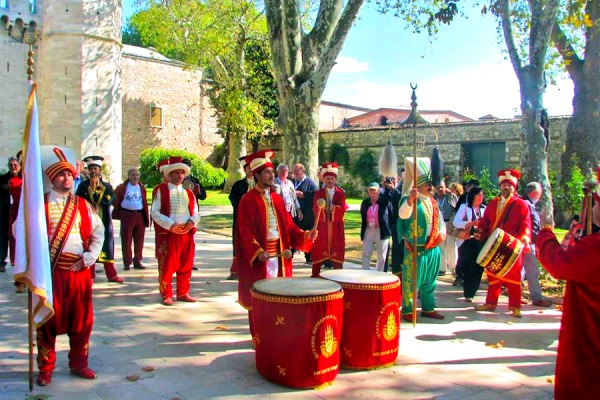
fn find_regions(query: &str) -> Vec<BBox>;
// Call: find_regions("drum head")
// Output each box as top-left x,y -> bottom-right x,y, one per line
321,269 -> 399,285
477,228 -> 501,264
253,277 -> 341,296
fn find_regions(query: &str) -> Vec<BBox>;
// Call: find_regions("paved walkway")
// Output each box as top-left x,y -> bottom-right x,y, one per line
0,222 -> 560,400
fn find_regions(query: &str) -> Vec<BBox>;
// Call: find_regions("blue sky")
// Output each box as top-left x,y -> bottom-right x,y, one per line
123,1 -> 573,119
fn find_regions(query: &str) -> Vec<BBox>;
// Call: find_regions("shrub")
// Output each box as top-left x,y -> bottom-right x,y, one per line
462,167 -> 500,198
139,148 -> 227,189
550,155 -> 585,220
328,143 -> 350,169
351,148 -> 380,187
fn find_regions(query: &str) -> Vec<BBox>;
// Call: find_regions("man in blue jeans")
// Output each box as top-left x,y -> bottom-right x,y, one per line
521,182 -> 551,307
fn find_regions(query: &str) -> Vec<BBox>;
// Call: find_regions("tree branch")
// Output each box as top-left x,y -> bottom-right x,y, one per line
529,0 -> 559,73
552,21 -> 583,82
498,0 -> 523,80
308,0 -> 343,55
264,0 -> 290,89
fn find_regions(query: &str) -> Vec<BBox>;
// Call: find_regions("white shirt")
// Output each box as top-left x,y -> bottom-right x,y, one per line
151,183 -> 201,230
47,189 -> 104,267
120,183 -> 144,211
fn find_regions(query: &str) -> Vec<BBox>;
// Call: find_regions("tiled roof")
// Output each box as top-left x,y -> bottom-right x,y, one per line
345,108 -> 474,127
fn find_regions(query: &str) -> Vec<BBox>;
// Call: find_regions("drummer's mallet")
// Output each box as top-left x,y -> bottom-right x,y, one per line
268,249 -> 293,259
313,198 -> 327,231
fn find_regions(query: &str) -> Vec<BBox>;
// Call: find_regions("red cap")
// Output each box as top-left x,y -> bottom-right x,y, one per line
320,162 -> 339,178
245,150 -> 275,174
497,169 -> 521,187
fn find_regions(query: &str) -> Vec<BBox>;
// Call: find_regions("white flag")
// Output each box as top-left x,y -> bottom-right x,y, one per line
13,82 -> 54,327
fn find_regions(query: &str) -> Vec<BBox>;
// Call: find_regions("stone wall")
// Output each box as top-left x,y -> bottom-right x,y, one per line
259,117 -> 570,180
121,54 -> 222,180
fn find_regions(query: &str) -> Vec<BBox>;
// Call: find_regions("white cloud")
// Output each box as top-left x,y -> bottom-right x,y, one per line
331,56 -> 370,74
323,61 -> 574,119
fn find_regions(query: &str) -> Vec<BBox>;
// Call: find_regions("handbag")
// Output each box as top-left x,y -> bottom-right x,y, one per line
448,208 -> 471,240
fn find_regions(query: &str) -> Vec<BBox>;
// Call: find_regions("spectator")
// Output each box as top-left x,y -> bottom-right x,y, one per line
453,187 -> 486,301
0,156 -> 21,273
291,163 -> 318,264
274,164 -> 303,220
521,182 -> 551,307
360,182 -> 395,271
434,181 -> 458,275
112,168 -> 149,271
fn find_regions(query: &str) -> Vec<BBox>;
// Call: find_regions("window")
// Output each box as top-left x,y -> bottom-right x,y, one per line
30,0 -> 36,14
150,105 -> 163,128
463,142 -> 506,184
379,116 -> 388,126
0,1 -> 8,9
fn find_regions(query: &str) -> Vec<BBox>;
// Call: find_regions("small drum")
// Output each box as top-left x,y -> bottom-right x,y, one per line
320,270 -> 400,370
251,277 -> 343,388
477,228 -> 524,278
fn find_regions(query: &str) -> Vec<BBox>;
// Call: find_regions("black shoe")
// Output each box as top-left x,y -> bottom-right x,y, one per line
226,273 -> 238,280
124,265 -> 131,271
0,265 -> 5,273
133,263 -> 146,270
438,271 -> 446,276
192,266 -> 199,270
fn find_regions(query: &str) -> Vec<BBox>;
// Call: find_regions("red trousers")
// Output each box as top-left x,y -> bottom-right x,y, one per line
484,259 -> 523,310
91,262 -> 118,280
37,266 -> 94,372
119,209 -> 146,266
157,231 -> 195,299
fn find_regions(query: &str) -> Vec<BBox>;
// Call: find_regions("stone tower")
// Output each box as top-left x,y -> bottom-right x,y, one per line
0,0 -> 42,161
37,0 -> 123,183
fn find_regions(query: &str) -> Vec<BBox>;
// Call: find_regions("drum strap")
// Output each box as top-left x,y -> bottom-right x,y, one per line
492,201 -> 514,232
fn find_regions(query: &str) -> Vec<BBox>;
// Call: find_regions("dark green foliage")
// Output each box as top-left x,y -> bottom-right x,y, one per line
351,149 -> 380,187
139,148 -> 227,188
550,155 -> 585,219
462,167 -> 500,199
328,143 -> 350,169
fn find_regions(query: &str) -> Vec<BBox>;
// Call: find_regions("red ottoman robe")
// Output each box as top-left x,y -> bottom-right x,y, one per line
536,229 -> 600,399
311,187 -> 348,265
235,186 -> 312,309
477,194 -> 531,308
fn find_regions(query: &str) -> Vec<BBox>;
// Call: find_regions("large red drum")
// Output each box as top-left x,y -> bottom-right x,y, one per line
251,277 -> 343,388
477,228 -> 524,278
320,269 -> 400,370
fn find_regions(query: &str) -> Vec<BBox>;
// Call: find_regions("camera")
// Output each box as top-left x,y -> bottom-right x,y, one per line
385,177 -> 394,184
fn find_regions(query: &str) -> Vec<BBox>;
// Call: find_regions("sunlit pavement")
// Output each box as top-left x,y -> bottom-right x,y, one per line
0,219 -> 559,400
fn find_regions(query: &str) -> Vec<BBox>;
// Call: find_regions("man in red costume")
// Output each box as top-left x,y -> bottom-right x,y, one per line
311,163 -> 348,277
37,146 -> 105,386
235,150 -> 315,336
474,169 -> 531,318
537,211 -> 600,399
151,156 -> 201,306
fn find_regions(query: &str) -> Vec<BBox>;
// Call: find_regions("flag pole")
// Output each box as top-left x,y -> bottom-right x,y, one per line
25,38 -> 36,393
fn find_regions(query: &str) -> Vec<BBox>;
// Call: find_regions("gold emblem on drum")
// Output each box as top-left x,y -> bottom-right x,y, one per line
344,347 -> 352,358
344,300 -> 352,310
275,315 -> 285,326
278,365 -> 286,376
383,312 -> 397,341
320,325 -> 338,358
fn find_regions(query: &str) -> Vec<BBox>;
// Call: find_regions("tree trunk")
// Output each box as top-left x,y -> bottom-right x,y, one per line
224,130 -> 246,192
277,92 -> 321,179
517,70 -> 555,220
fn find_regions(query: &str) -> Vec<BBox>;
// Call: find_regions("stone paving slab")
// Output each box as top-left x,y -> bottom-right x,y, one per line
0,224 -> 560,400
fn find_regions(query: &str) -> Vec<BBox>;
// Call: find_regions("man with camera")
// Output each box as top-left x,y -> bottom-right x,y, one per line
434,181 -> 458,276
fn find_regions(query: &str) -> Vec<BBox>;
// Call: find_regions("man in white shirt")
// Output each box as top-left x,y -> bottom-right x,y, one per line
36,146 -> 105,386
113,168 -> 149,270
275,163 -> 303,220
151,156 -> 201,306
